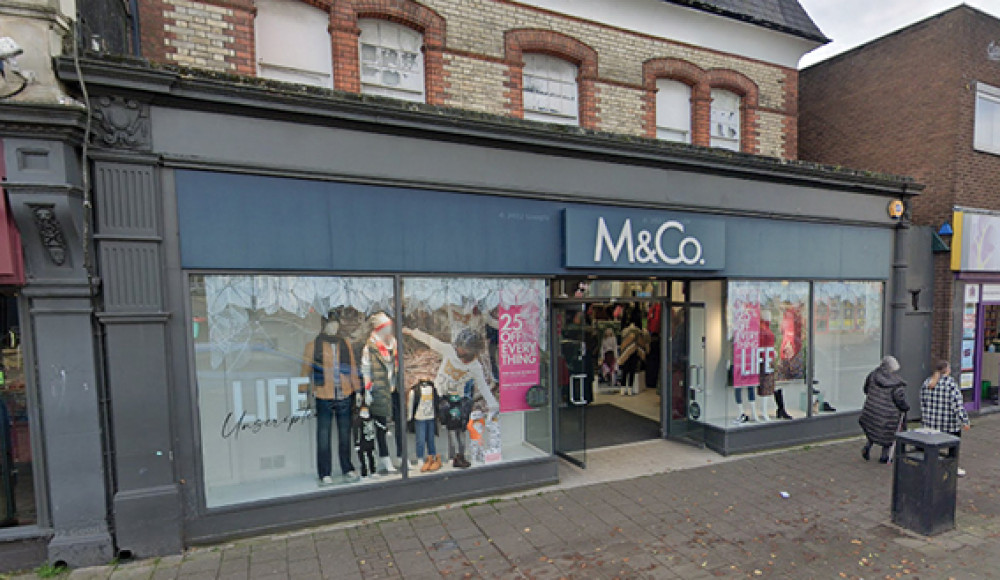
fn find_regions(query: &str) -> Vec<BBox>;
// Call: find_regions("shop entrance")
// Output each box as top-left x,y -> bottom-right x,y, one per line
552,279 -> 702,467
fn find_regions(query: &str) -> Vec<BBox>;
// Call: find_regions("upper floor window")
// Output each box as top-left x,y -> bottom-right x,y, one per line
710,89 -> 741,151
655,79 -> 691,143
975,82 -> 1000,155
255,0 -> 333,88
358,19 -> 425,103
522,53 -> 578,126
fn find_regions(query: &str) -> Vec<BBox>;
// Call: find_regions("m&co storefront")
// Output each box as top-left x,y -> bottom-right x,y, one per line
38,60 -> 918,559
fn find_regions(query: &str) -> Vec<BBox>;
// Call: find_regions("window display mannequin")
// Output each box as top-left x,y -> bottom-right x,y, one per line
618,323 -> 648,396
756,311 -> 777,421
360,312 -> 399,474
353,404 -> 383,479
600,327 -> 618,385
402,326 -> 499,469
408,379 -> 441,472
774,303 -> 803,420
733,385 -> 756,424
300,309 -> 361,485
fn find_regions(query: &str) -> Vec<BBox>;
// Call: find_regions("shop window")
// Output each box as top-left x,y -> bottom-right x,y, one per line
255,0 -> 334,88
974,82 -> 1000,155
191,275 -> 396,508
0,295 -> 33,527
813,282 -> 883,416
358,19 -> 425,103
710,89 -> 741,151
724,281 -> 810,428
401,278 -> 551,472
655,79 -> 691,143
522,53 -> 579,126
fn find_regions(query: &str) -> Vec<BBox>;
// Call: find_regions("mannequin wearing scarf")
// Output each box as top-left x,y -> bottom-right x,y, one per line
300,311 -> 360,484
360,312 -> 399,474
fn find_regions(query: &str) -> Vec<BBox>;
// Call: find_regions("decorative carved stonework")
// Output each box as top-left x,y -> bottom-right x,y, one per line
29,204 -> 68,266
91,96 -> 151,150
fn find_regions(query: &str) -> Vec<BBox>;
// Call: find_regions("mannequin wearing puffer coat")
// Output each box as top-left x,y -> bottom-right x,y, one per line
618,324 -> 648,396
859,356 -> 909,463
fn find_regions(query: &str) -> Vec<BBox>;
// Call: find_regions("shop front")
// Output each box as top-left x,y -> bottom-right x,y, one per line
35,59 -> 917,558
949,209 -> 1000,411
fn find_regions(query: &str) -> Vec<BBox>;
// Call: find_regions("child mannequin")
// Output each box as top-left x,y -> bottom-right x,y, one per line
408,380 -> 441,472
360,312 -> 399,474
353,404 -> 382,479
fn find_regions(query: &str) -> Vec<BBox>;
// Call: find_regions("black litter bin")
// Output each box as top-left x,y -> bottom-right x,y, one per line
891,430 -> 960,536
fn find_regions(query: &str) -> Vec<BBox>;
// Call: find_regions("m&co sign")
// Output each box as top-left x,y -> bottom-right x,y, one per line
563,208 -> 725,270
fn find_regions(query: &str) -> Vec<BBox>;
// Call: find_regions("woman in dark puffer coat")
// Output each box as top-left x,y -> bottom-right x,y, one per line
859,356 -> 909,463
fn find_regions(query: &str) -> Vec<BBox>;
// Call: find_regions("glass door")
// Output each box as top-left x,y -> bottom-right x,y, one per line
668,304 -> 707,442
554,304 -> 592,467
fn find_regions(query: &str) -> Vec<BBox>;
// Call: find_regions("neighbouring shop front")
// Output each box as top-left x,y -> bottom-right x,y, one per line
948,209 -> 1000,412
0,58 -> 917,564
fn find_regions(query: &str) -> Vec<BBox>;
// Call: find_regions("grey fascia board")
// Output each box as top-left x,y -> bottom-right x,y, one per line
55,57 -> 920,197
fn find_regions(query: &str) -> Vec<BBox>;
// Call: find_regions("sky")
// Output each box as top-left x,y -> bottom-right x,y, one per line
797,0 -> 1000,68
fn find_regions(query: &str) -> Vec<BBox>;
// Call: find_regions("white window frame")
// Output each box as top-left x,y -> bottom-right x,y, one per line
522,53 -> 579,126
975,82 -> 1000,155
358,19 -> 425,103
254,0 -> 333,89
655,79 -> 692,143
710,89 -> 741,151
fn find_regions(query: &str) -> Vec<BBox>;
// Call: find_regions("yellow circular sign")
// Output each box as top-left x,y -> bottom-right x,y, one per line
888,199 -> 905,219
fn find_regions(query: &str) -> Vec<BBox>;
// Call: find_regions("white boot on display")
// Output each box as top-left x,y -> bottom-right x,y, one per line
381,456 -> 397,473
756,397 -> 770,422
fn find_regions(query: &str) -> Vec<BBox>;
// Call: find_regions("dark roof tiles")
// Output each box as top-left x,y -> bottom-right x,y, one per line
665,0 -> 829,43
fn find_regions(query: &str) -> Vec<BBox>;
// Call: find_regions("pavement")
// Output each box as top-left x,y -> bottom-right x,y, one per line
10,413 -> 1000,579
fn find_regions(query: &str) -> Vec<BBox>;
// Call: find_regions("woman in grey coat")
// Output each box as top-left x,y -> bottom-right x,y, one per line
859,356 -> 909,463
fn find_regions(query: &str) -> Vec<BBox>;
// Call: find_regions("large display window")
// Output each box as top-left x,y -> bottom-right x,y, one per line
718,280 -> 883,429
724,281 -> 811,427
813,282 -> 884,415
401,278 -> 551,474
190,275 -> 551,509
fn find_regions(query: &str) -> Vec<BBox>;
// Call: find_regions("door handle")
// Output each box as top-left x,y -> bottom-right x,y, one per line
570,374 -> 588,406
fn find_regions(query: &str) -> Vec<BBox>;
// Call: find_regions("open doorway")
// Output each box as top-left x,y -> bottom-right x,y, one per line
554,279 -> 683,465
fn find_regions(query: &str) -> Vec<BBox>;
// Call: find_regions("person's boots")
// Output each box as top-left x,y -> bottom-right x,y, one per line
862,442 -> 872,461
878,446 -> 891,464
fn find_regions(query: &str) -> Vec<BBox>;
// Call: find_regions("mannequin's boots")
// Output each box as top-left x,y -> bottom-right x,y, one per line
453,453 -> 471,468
381,456 -> 398,473
428,454 -> 441,472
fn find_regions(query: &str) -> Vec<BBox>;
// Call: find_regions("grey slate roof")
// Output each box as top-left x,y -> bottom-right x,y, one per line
665,0 -> 829,43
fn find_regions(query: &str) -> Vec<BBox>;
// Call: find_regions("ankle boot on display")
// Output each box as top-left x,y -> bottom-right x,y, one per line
381,456 -> 398,473
420,457 -> 431,472
429,455 -> 441,472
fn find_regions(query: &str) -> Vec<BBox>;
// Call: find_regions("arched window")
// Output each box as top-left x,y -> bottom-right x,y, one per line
254,0 -> 333,88
710,89 -> 741,151
655,79 -> 691,143
522,53 -> 579,126
358,19 -> 425,102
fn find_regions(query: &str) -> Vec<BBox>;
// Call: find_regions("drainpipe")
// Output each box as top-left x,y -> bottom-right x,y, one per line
891,199 -> 911,365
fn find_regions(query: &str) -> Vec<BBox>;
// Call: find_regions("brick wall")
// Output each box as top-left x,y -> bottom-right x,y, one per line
800,6 -> 1000,361
136,0 -> 800,158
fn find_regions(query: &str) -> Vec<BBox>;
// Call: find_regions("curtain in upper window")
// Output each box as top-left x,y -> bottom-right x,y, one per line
710,89 -> 741,151
359,19 -> 425,103
522,54 -> 579,126
655,79 -> 691,143
255,0 -> 333,88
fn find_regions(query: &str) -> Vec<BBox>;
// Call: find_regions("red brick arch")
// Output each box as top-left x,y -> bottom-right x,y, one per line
504,29 -> 599,129
642,58 -> 706,141
642,58 -> 760,153
330,0 -> 447,104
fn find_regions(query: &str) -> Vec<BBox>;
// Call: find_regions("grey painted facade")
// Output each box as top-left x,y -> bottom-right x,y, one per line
0,55 -> 921,568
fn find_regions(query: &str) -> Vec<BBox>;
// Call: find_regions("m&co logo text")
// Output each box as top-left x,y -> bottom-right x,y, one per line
594,217 -> 704,266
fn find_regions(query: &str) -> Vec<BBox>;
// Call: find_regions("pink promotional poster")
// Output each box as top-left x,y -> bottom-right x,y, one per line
732,299 -> 761,387
498,304 -> 541,412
